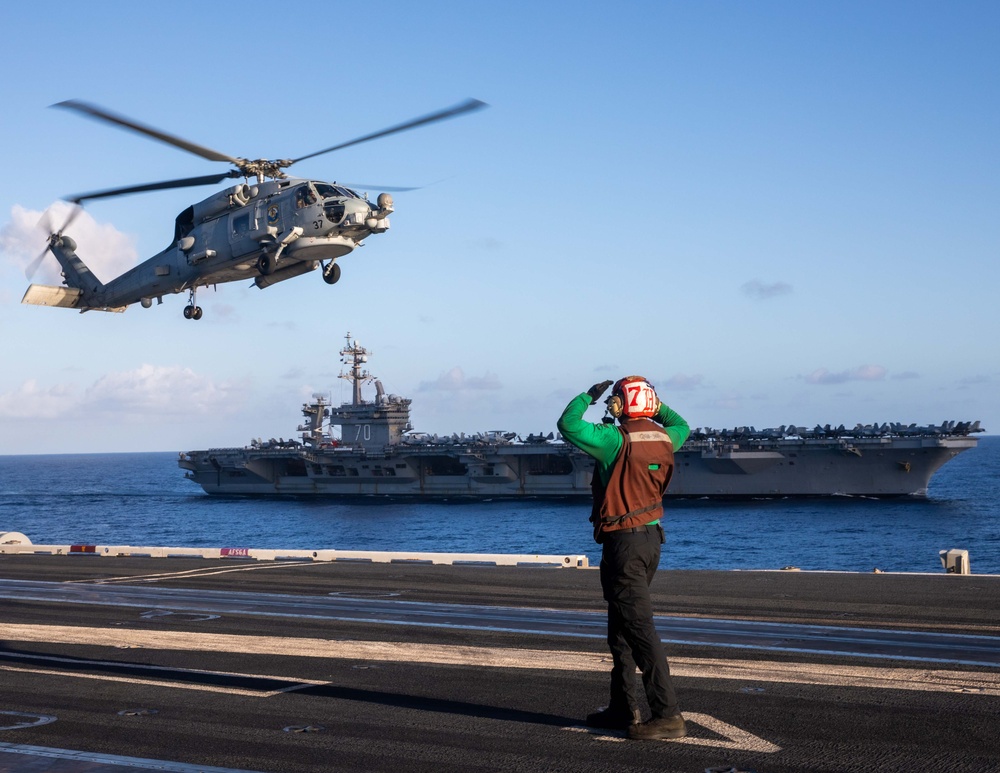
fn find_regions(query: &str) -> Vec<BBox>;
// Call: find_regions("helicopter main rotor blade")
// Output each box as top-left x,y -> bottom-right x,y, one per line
53,99 -> 244,166
290,98 -> 488,165
341,175 -> 461,194
66,172 -> 236,205
339,182 -> 421,193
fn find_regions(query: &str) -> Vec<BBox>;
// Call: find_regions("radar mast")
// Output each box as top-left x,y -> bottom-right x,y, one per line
339,332 -> 373,406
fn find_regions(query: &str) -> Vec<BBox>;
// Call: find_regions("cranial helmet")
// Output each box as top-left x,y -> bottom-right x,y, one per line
606,376 -> 660,419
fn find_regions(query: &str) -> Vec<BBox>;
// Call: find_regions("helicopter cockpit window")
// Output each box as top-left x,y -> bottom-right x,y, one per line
313,183 -> 341,199
324,201 -> 346,224
295,185 -> 318,209
315,183 -> 360,199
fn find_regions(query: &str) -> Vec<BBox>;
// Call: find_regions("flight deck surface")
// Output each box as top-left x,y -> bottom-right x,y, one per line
1,557 -> 998,772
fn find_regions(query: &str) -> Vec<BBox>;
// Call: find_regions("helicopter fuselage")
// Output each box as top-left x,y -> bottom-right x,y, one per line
24,178 -> 392,316
24,96 -> 483,319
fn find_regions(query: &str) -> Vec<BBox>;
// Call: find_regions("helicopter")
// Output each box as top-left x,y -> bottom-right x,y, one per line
22,98 -> 486,320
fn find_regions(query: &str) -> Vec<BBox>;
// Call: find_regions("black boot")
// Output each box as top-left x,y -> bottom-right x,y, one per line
627,712 -> 687,740
586,707 -> 641,730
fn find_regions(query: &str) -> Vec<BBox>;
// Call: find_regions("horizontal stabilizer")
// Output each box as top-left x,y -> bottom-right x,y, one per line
21,284 -> 82,308
21,284 -> 126,313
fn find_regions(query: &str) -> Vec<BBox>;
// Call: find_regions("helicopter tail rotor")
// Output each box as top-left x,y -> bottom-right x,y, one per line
25,204 -> 83,280
24,246 -> 50,281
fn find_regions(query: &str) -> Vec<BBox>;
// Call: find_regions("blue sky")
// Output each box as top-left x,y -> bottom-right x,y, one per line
0,1 -> 996,454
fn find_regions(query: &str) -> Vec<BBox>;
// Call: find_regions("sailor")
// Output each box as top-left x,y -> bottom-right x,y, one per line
557,376 -> 690,740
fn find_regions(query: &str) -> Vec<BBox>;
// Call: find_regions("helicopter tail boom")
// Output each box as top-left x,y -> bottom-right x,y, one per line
21,232 -> 121,312
43,234 -> 106,295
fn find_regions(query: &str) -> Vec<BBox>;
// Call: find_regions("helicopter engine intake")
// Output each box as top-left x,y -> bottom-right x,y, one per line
231,184 -> 258,206
192,184 -> 256,222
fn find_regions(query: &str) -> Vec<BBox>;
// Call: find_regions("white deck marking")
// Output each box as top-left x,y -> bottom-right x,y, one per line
0,711 -> 57,731
71,560 -> 328,584
565,712 -> 782,753
682,712 -> 782,752
6,624 -> 1000,695
139,609 -> 221,622
565,726 -> 627,742
0,663 -> 327,698
0,742 -> 268,772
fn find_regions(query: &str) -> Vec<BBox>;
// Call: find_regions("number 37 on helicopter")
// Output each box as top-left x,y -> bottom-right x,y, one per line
22,98 -> 486,320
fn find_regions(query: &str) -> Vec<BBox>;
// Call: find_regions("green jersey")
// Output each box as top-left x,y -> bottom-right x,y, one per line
557,392 -> 690,487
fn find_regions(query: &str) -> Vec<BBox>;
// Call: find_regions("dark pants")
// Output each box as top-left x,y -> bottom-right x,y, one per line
599,524 -> 678,719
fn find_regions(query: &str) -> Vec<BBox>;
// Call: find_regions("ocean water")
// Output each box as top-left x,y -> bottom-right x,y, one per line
1,436 -> 997,575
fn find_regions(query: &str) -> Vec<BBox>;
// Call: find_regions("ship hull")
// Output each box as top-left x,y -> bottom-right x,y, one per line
179,435 -> 977,499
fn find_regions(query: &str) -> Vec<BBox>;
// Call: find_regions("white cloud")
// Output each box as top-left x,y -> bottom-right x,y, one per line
706,391 -> 743,411
0,380 -> 78,419
418,366 -> 501,391
82,364 -> 244,416
742,279 -> 792,300
957,374 -> 993,390
662,373 -> 704,390
0,203 -> 138,285
0,366 -> 244,422
804,364 -> 887,385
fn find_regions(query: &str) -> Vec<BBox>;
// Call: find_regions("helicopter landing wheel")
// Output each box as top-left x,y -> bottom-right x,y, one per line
183,305 -> 194,320
322,261 -> 341,285
258,254 -> 276,276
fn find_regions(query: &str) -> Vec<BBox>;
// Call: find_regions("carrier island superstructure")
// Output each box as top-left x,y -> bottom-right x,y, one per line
179,334 -> 982,498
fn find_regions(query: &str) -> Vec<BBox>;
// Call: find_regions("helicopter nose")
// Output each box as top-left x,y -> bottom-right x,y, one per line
364,193 -> 393,232
341,198 -> 371,226
327,196 -> 388,234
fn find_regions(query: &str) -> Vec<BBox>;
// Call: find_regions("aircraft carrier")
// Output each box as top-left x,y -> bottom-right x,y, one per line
179,334 -> 982,499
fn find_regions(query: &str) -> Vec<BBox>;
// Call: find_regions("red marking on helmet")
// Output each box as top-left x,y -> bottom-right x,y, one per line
626,384 -> 644,407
